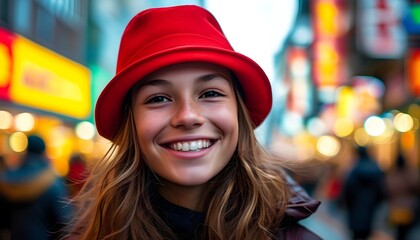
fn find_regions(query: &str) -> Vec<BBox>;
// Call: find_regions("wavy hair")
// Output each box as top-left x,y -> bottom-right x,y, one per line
67,76 -> 291,240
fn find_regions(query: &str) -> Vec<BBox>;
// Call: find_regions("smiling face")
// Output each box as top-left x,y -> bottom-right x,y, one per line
131,62 -> 239,189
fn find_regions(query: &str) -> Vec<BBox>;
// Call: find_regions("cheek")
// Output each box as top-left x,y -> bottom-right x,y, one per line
208,102 -> 239,137
134,112 -> 163,146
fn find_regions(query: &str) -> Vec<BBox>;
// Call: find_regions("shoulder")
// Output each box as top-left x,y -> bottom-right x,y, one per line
273,175 -> 322,239
273,223 -> 322,240
284,174 -> 321,221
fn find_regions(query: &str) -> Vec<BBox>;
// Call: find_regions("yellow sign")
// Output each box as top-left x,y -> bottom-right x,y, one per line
0,43 -> 11,88
10,36 -> 91,119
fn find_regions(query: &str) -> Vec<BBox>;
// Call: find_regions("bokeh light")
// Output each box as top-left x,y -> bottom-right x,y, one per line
9,132 -> 28,153
75,121 -> 96,140
14,112 -> 36,132
354,128 -> 370,146
316,135 -> 340,157
394,112 -> 414,132
0,111 -> 13,130
333,117 -> 354,137
307,117 -> 327,136
364,116 -> 386,137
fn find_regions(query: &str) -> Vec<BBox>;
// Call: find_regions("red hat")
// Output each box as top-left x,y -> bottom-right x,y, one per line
95,5 -> 272,140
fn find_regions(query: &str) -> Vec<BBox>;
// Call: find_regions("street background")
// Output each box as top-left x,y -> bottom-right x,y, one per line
1,0 -> 420,239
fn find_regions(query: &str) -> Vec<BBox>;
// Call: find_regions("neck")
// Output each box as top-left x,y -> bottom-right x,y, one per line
158,181 -> 210,212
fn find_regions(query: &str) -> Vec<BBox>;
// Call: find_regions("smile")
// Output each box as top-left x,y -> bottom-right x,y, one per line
168,139 -> 213,152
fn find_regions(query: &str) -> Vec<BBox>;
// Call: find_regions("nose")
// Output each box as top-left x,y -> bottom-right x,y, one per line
170,99 -> 205,129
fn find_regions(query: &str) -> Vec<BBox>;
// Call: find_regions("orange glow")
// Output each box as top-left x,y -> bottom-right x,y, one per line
401,131 -> 415,151
408,49 -> 420,96
316,1 -> 339,37
336,86 -> 355,118
313,41 -> 340,86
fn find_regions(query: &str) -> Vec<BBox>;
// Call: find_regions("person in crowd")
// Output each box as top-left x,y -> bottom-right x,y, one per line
0,135 -> 73,240
0,155 -> 11,240
66,154 -> 88,197
67,5 -> 321,239
386,153 -> 419,240
342,146 -> 387,240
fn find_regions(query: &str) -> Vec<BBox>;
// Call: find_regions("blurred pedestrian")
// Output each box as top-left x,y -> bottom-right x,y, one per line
386,153 -> 419,240
0,135 -> 73,240
342,146 -> 386,240
0,154 -> 11,240
66,154 -> 88,197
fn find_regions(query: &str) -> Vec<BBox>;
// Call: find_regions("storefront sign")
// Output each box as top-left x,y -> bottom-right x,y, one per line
0,28 -> 14,101
0,27 -> 91,119
357,0 -> 407,58
311,0 -> 348,90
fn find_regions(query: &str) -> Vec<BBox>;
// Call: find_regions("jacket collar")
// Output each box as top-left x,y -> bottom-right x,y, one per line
284,174 -> 321,222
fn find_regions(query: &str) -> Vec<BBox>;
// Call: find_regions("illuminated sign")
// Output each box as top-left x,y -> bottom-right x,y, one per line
285,47 -> 313,116
0,28 -> 14,101
402,3 -> 420,34
357,0 -> 407,58
407,48 -> 420,97
0,27 -> 91,119
311,0 -> 348,92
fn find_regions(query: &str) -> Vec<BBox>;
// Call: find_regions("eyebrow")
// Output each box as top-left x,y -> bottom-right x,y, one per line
142,73 -> 229,87
199,73 -> 228,82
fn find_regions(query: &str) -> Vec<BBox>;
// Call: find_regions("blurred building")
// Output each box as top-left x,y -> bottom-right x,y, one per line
1,0 -> 418,175
0,0 -> 207,174
270,0 -> 420,171
0,0 -> 93,175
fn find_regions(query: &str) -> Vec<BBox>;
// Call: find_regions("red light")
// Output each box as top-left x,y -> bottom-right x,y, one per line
407,48 -> 420,96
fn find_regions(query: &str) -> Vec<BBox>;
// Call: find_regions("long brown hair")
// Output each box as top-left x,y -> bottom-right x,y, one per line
67,78 -> 291,240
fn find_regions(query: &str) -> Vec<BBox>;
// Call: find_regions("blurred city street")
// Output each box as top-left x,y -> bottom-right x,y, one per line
302,200 -> 351,240
1,0 -> 420,239
301,197 -> 420,240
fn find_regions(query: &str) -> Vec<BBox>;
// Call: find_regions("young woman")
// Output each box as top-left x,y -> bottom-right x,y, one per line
68,5 -> 321,239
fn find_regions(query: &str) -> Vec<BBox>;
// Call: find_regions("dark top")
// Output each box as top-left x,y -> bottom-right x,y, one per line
0,153 -> 73,240
152,176 -> 321,240
154,193 -> 204,240
342,155 -> 386,233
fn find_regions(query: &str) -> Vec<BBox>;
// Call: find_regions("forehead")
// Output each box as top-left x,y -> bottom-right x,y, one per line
144,62 -> 231,81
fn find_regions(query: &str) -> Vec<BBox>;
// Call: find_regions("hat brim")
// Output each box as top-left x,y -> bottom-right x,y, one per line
95,46 -> 272,140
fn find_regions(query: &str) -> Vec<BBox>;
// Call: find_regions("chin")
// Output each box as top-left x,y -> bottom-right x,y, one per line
173,174 -> 214,186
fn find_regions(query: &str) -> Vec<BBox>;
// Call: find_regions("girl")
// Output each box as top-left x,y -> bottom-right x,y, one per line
68,5 -> 320,240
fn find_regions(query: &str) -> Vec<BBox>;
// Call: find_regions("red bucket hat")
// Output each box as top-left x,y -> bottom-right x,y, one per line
95,5 -> 272,140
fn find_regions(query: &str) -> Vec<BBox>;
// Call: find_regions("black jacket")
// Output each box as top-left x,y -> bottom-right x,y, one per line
154,176 -> 321,240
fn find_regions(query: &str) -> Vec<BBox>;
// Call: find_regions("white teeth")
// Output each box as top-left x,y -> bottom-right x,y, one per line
182,142 -> 189,151
190,141 -> 198,151
170,140 -> 211,151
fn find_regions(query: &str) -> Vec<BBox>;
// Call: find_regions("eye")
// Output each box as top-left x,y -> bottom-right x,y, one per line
145,95 -> 170,104
200,90 -> 223,98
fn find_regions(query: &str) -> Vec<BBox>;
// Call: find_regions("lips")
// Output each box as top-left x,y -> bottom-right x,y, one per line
168,139 -> 213,152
